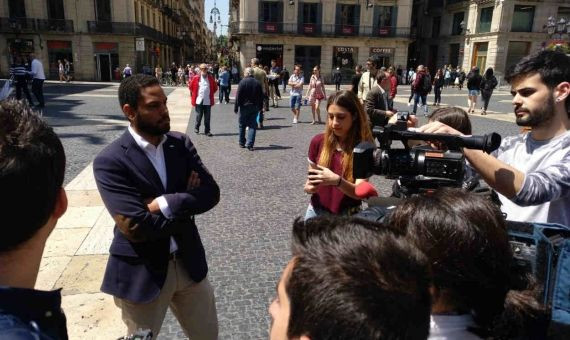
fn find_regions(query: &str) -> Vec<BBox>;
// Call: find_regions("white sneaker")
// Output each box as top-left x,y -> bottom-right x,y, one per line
407,101 -> 412,107
293,118 -> 298,124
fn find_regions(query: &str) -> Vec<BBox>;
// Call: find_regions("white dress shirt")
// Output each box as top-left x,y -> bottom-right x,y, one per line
196,74 -> 210,105
30,58 -> 45,80
429,315 -> 482,339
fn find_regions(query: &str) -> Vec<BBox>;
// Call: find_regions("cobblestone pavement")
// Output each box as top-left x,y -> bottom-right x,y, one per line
157,90 -> 520,339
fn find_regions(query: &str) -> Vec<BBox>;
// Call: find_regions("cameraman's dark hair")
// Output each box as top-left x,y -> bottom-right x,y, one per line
388,188 -> 545,338
0,99 -> 65,252
118,74 -> 160,111
505,50 -> 570,114
286,216 -> 431,340
428,107 -> 472,135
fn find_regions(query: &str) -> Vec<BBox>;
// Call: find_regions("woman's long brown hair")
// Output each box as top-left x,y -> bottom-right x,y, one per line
318,90 -> 373,183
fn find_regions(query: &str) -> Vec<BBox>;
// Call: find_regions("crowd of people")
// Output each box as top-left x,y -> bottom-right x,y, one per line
0,50 -> 568,340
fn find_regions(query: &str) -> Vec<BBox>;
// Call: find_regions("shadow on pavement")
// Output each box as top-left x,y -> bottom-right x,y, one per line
259,125 -> 290,130
252,144 -> 292,151
210,132 -> 239,137
265,117 -> 285,121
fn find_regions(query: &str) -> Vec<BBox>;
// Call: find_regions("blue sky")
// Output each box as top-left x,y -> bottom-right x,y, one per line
204,0 -> 230,36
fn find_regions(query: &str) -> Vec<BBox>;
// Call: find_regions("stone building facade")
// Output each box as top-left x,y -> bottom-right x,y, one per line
0,0 -> 214,81
229,0 -> 414,83
411,0 -> 569,81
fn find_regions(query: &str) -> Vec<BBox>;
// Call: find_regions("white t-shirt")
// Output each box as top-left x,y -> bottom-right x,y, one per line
429,315 -> 482,340
196,75 -> 211,105
31,58 -> 45,80
493,130 -> 570,226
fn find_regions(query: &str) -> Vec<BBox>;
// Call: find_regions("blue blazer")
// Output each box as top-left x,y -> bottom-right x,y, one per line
93,130 -> 220,303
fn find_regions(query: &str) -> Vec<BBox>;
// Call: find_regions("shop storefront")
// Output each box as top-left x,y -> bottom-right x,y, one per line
256,44 -> 283,68
93,42 -> 119,81
7,38 -> 34,62
47,40 -> 73,79
333,46 -> 357,81
369,47 -> 394,68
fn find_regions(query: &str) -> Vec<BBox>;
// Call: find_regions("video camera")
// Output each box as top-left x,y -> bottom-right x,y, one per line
353,111 -> 502,195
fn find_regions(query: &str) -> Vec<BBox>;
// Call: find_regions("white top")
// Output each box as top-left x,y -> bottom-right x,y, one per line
289,74 -> 304,96
429,315 -> 482,340
494,130 -> 570,226
128,126 -> 172,218
30,58 -> 45,80
196,75 -> 211,105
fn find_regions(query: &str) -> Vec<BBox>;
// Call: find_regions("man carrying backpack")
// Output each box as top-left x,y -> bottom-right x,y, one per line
412,65 -> 430,116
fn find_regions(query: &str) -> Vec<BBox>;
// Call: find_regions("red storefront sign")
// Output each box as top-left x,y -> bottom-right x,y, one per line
47,40 -> 71,49
264,23 -> 277,32
94,42 -> 118,53
303,24 -> 315,33
342,26 -> 354,34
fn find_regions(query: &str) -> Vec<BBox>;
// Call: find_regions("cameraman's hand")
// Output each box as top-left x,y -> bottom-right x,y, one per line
307,165 -> 340,186
418,121 -> 463,136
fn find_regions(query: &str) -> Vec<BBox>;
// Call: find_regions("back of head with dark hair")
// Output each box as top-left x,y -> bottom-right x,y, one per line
118,74 -> 160,111
0,99 -> 65,252
286,216 -> 431,340
388,188 -> 545,338
429,107 -> 472,135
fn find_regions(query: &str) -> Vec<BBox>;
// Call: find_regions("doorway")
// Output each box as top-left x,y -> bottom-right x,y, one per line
295,45 -> 321,83
472,42 -> 488,70
95,54 -> 112,81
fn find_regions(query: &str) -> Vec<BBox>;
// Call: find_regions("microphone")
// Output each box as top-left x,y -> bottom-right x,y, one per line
355,182 -> 379,199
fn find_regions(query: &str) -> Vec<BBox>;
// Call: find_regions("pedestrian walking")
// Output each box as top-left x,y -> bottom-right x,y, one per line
407,68 -> 417,106
189,63 -> 218,136
170,63 -> 178,86
351,65 -> 363,95
9,55 -> 34,106
269,59 -> 281,101
234,67 -> 264,151
288,64 -> 304,124
58,59 -> 65,82
332,67 -> 342,91
281,67 -> 290,92
29,53 -> 45,108
122,64 -> 132,78
306,65 -> 326,124
358,57 -> 380,103
444,67 -> 451,87
304,90 -> 374,220
93,74 -> 220,339
387,66 -> 398,110
218,66 -> 230,104
466,66 -> 482,113
251,58 -> 269,127
480,67 -> 498,115
457,68 -> 466,90
231,64 -> 239,84
63,58 -> 72,82
412,65 -> 430,116
155,65 -> 163,81
433,68 -> 445,106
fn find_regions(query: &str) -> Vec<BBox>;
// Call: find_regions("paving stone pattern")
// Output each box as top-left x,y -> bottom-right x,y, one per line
157,92 -> 520,339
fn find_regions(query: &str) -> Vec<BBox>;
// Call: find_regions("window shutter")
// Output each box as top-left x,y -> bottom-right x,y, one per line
354,4 -> 361,35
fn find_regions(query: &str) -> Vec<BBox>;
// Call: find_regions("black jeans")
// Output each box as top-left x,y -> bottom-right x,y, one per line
335,82 -> 341,91
434,86 -> 442,104
219,85 -> 230,103
31,79 -> 44,107
194,104 -> 212,133
481,90 -> 493,110
15,81 -> 34,105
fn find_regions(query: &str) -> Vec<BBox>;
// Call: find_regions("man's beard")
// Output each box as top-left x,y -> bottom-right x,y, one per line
135,113 -> 170,136
515,95 -> 555,127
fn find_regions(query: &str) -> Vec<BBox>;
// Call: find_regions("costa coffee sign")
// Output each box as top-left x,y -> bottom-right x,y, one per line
370,47 -> 394,55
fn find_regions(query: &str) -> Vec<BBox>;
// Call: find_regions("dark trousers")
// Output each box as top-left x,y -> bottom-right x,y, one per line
238,105 -> 258,147
271,79 -> 281,98
219,85 -> 230,103
335,82 -> 341,91
15,81 -> 34,105
434,86 -> 442,104
413,93 -> 427,114
481,90 -> 493,110
387,97 -> 394,111
31,79 -> 44,107
194,103 -> 212,133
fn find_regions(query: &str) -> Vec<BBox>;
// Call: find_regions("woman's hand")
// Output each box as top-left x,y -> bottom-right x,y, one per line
304,180 -> 319,194
308,165 -> 341,186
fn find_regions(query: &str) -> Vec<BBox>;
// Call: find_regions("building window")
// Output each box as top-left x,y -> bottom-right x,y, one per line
432,16 -> 441,37
449,43 -> 460,68
478,7 -> 493,33
261,1 -> 281,22
47,0 -> 65,20
340,4 -> 357,26
452,12 -> 464,35
95,0 -> 112,22
303,3 -> 318,24
377,6 -> 393,27
511,6 -> 534,32
8,0 -> 26,18
505,41 -> 530,71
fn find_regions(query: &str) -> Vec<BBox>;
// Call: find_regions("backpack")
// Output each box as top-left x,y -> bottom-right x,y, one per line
507,221 -> 570,337
483,76 -> 497,91
421,74 -> 432,93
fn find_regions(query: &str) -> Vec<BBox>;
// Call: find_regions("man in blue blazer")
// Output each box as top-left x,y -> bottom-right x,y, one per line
93,74 -> 220,339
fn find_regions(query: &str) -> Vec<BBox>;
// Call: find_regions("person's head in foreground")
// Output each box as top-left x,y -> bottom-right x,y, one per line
504,50 -> 570,127
428,106 -> 472,135
269,216 -> 432,340
388,188 -> 545,338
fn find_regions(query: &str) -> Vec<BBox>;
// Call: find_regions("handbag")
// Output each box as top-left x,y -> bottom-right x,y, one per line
454,77 -> 460,85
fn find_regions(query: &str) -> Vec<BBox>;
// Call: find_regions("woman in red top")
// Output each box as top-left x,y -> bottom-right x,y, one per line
304,90 -> 374,220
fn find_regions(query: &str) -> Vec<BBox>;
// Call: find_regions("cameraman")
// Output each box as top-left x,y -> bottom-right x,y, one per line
418,50 -> 570,226
364,70 -> 395,128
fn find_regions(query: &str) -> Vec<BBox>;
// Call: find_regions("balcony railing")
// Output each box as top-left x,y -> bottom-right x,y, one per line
36,19 -> 74,33
446,0 -> 466,5
0,18 -> 36,32
87,21 -> 178,45
232,21 -> 414,38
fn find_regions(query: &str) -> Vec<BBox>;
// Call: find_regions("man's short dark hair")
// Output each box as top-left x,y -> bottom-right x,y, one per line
505,50 -> 570,113
0,99 -> 65,252
286,216 -> 431,340
118,74 -> 160,110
